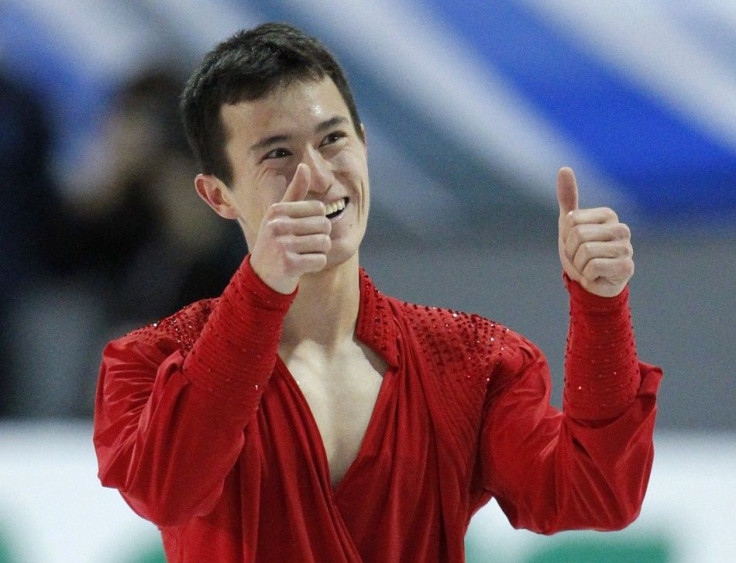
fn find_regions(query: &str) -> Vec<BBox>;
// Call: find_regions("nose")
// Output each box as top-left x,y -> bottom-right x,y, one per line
301,146 -> 333,194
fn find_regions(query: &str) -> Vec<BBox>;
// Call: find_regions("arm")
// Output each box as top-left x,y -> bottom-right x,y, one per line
93,257 -> 295,526
94,161 -> 329,526
481,284 -> 661,533
479,168 -> 662,533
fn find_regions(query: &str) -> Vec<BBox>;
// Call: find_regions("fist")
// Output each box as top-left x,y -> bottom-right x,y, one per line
250,163 -> 332,294
557,167 -> 634,297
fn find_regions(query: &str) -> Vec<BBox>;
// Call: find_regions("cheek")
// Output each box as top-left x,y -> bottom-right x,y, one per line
257,169 -> 292,202
235,176 -> 292,237
237,174 -> 288,210
334,151 -> 368,185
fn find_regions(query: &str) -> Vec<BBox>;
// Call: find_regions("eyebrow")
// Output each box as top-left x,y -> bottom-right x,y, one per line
316,115 -> 349,134
249,115 -> 350,153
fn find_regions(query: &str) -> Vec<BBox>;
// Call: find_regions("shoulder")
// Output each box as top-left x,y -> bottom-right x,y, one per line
389,297 -> 541,376
357,270 -> 541,375
392,299 -> 494,343
109,298 -> 219,359
389,296 -> 499,343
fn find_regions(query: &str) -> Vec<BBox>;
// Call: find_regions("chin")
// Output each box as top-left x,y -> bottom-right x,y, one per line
326,237 -> 363,269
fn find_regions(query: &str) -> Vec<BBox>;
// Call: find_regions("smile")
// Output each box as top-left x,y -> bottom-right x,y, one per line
325,197 -> 348,219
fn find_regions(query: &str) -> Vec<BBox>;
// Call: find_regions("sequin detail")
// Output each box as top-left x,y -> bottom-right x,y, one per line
123,258 -> 295,404
396,300 -> 513,450
128,299 -> 217,353
562,282 -> 640,420
356,270 -> 400,368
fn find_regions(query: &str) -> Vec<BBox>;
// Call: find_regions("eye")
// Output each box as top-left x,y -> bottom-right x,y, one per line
320,131 -> 347,147
262,147 -> 292,161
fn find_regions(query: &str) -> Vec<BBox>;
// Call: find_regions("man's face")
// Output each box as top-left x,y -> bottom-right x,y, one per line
218,77 -> 370,270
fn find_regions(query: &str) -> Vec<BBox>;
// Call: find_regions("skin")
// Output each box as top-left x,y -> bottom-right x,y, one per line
557,167 -> 634,298
193,77 -> 635,485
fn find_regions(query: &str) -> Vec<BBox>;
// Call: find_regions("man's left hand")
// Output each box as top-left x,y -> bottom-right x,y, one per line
557,167 -> 634,298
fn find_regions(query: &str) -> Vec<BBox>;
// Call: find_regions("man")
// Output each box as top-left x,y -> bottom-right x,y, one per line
93,22 -> 662,562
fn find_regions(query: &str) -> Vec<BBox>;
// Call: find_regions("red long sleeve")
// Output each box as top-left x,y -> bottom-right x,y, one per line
563,277 -> 641,421
479,280 -> 662,534
93,256 -> 295,526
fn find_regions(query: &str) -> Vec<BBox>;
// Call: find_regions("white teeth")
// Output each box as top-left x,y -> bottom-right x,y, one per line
324,198 -> 347,216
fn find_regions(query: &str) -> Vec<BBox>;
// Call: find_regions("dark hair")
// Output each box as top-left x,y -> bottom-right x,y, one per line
180,22 -> 362,186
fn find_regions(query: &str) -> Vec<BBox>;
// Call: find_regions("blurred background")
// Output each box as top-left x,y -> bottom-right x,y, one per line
0,0 -> 734,561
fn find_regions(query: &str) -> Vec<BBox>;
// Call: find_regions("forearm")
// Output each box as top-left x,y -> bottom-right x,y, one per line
486,170 -> 662,532
94,255 -> 295,525
483,280 -> 662,533
562,276 -> 641,421
184,254 -> 296,404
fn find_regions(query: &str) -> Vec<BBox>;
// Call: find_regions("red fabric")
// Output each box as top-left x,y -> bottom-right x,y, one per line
93,257 -> 662,562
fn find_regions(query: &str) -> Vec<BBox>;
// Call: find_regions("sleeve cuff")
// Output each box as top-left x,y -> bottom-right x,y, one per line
564,273 -> 629,313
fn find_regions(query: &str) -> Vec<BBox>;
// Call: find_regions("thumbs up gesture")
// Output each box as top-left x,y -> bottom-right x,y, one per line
557,167 -> 634,298
250,163 -> 332,294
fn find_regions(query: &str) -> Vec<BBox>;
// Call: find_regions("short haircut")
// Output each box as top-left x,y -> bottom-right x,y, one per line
180,22 -> 362,186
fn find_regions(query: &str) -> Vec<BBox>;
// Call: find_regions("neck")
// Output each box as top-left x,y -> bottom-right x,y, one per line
280,254 -> 361,350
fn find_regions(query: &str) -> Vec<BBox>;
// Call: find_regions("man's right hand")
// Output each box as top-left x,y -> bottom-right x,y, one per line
250,163 -> 332,294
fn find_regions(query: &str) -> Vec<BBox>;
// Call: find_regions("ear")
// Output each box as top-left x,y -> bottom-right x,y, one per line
195,174 -> 239,220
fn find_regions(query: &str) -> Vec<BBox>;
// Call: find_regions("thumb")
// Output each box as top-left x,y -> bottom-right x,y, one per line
556,166 -> 579,218
281,163 -> 311,203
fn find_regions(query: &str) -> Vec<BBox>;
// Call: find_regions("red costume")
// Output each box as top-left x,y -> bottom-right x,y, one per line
93,257 -> 661,562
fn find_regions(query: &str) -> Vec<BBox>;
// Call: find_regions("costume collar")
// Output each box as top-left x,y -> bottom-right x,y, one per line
356,269 -> 400,369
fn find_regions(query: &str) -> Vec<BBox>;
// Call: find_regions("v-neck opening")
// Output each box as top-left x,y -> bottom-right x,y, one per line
275,356 -> 395,497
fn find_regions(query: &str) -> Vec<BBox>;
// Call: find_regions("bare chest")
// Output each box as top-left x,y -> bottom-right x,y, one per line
282,342 -> 387,487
